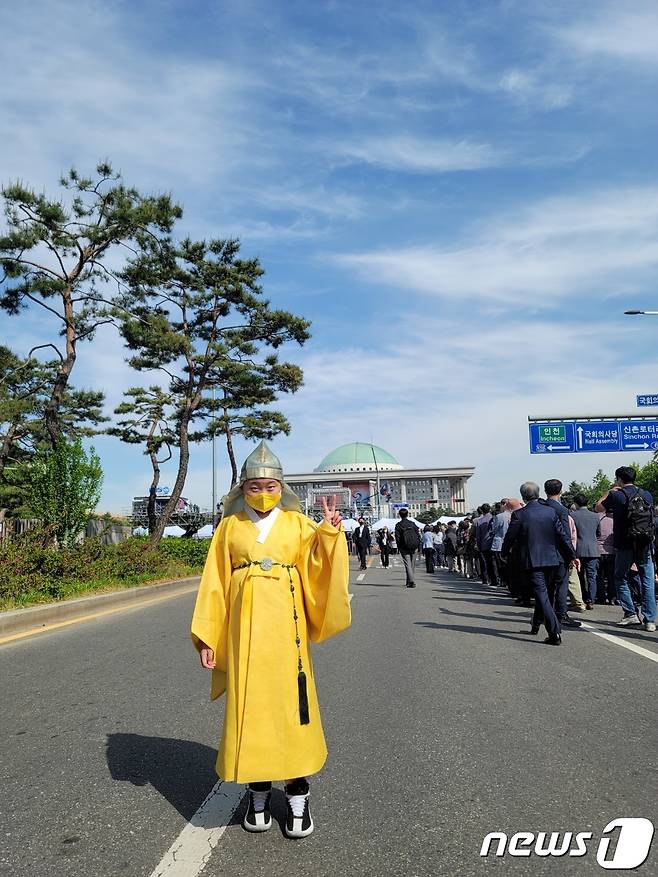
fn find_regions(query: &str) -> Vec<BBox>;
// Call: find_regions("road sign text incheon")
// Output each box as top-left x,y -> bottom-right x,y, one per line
529,419 -> 658,455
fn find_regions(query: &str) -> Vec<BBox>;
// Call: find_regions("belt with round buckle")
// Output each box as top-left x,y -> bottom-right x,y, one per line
259,557 -> 273,571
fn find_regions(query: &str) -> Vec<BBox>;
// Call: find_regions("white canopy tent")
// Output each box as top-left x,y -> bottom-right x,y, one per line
434,516 -> 467,525
163,525 -> 186,537
371,516 -> 423,531
340,519 -> 360,532
193,524 -> 214,539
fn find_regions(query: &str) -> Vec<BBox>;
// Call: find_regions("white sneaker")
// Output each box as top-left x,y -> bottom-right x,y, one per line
617,614 -> 641,626
644,622 -> 656,632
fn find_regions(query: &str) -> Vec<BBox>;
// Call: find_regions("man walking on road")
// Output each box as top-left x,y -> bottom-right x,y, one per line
570,493 -> 601,610
541,480 -> 583,628
395,508 -> 421,588
595,466 -> 657,631
353,517 -> 371,571
502,482 -> 577,645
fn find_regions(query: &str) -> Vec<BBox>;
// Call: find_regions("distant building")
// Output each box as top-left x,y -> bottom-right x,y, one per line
285,442 -> 474,519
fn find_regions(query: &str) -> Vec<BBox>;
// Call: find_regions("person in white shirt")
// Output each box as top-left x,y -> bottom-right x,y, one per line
422,526 -> 436,573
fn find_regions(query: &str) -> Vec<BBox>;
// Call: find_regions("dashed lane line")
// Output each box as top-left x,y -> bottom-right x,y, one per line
148,780 -> 245,877
580,621 -> 658,665
356,574 -> 365,582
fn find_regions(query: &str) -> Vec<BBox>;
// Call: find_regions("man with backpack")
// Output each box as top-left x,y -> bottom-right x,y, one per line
395,508 -> 421,588
595,466 -> 656,631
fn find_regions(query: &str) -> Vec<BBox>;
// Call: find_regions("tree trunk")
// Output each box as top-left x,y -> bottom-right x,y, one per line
45,287 -> 76,447
149,411 -> 192,548
146,419 -> 160,535
225,422 -> 238,487
0,421 -> 19,480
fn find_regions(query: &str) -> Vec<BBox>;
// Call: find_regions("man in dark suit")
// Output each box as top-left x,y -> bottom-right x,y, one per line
541,479 -> 582,629
353,517 -> 371,570
502,481 -> 577,645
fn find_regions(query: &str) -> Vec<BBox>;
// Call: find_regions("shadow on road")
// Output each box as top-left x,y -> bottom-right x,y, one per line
414,620 -> 534,643
106,733 -> 218,819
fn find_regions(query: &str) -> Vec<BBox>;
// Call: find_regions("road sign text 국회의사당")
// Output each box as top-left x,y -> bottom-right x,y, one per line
529,418 -> 658,455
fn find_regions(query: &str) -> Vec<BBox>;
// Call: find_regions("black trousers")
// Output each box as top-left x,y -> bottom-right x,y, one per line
553,560 -> 569,619
357,545 -> 368,568
424,547 -> 435,573
530,566 -> 561,638
380,544 -> 390,567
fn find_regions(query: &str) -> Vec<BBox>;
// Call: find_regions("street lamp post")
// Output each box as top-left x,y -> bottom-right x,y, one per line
370,444 -> 381,520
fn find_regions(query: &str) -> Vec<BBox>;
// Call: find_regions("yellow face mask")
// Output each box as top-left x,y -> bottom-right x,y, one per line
245,491 -> 281,513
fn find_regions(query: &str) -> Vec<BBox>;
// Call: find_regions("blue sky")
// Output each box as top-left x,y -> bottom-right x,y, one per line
2,0 -> 658,512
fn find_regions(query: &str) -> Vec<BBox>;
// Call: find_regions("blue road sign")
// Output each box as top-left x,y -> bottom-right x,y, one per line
529,422 -> 575,454
637,395 -> 658,407
619,419 -> 658,451
574,421 -> 621,453
530,418 -> 658,454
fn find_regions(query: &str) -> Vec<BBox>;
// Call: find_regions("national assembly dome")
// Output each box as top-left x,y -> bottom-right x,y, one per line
314,442 -> 404,474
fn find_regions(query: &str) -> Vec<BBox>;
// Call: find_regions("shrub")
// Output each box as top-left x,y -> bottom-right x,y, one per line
0,531 -> 208,608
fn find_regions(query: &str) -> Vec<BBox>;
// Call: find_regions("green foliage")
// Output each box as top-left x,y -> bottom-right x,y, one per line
157,536 -> 210,566
116,236 -> 311,542
29,437 -> 103,546
0,531 -> 208,608
0,163 -> 181,444
630,459 -> 658,500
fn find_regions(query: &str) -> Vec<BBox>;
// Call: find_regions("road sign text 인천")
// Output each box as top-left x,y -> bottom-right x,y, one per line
529,418 -> 658,454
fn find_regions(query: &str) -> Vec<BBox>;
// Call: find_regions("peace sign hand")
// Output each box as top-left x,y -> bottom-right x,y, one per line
321,494 -> 342,529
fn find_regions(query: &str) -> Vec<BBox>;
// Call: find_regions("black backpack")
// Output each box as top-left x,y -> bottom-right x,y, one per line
398,521 -> 421,552
622,486 -> 654,547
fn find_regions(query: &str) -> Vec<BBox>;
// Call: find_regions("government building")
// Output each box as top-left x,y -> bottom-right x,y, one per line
285,442 -> 475,519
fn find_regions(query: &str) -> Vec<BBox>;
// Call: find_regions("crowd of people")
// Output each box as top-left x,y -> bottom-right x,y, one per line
351,465 -> 657,645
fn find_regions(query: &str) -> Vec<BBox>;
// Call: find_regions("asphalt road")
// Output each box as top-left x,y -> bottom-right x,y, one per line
1,556 -> 657,876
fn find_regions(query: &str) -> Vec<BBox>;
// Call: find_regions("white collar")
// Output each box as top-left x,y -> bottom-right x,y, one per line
244,503 -> 281,544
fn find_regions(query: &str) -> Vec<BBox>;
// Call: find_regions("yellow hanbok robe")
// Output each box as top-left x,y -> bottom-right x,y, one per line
191,507 -> 351,783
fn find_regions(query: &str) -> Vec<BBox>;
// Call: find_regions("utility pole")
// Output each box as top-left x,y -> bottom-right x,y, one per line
211,384 -> 217,529
371,443 -> 381,520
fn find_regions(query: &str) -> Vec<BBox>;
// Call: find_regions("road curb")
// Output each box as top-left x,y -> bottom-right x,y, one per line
0,576 -> 201,638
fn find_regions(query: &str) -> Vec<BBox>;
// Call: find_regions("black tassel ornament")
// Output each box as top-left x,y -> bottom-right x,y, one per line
286,565 -> 311,726
298,669 -> 310,725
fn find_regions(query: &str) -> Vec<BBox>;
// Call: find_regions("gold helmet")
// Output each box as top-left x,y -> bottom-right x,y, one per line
239,440 -> 284,484
222,440 -> 301,517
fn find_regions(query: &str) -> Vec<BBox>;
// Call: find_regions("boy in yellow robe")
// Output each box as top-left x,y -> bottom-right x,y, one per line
191,441 -> 351,838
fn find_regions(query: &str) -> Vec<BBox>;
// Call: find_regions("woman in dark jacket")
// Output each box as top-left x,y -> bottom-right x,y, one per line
377,526 -> 392,569
444,522 -> 458,573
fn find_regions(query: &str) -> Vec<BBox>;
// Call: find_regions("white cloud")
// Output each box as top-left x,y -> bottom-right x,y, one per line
555,5 -> 658,65
335,185 -> 658,304
335,136 -> 506,173
273,315 -> 658,506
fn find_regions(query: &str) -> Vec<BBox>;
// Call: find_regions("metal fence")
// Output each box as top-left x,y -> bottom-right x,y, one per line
0,518 -> 131,546
0,518 -> 41,546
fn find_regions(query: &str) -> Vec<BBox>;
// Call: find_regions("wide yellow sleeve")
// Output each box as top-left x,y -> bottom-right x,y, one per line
191,518 -> 232,699
299,518 -> 351,643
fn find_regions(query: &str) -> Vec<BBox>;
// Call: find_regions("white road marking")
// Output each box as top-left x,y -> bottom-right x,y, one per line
349,593 -> 354,602
148,780 -> 245,877
581,622 -> 658,665
356,573 -> 365,581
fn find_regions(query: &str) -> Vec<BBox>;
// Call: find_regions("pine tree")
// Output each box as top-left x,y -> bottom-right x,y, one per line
0,163 -> 181,446
118,237 -> 310,545
107,386 -> 177,533
190,358 -> 303,487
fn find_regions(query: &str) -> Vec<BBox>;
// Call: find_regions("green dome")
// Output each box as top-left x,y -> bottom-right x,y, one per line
315,442 -> 402,473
